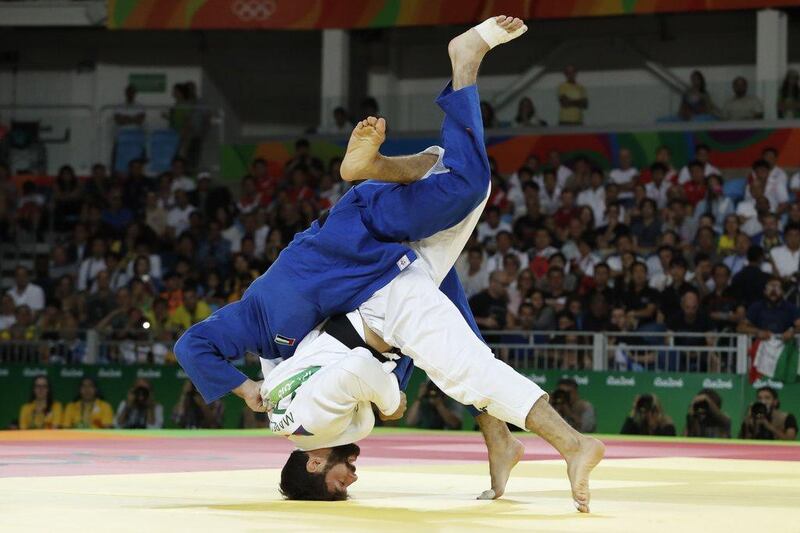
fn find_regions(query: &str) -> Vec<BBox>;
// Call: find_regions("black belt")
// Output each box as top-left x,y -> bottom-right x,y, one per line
322,314 -> 393,364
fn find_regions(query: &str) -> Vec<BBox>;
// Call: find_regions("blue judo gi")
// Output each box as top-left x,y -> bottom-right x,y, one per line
175,83 -> 490,402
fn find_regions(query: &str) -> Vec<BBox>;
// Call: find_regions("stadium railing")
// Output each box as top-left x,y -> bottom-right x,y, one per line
0,328 -> 751,375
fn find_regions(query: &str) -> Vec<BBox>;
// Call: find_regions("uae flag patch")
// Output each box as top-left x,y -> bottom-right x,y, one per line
274,334 -> 296,347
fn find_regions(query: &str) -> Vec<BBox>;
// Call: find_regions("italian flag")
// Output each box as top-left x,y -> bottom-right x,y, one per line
749,338 -> 800,384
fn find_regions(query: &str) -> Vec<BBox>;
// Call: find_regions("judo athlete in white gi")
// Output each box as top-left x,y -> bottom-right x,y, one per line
255,17 -> 605,510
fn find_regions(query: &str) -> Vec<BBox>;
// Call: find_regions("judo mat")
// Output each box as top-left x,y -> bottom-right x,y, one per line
1,429 -> 799,532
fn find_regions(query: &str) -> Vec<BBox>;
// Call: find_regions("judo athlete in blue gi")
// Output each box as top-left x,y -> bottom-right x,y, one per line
174,16 -> 603,511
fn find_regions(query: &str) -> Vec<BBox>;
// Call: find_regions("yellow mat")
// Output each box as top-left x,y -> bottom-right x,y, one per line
2,456 -> 799,532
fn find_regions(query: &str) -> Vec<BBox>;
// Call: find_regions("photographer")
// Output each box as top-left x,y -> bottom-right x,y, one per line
115,378 -> 164,429
620,393 -> 676,436
172,380 -> 224,429
550,378 -> 596,433
684,389 -> 731,438
739,386 -> 798,440
405,379 -> 463,430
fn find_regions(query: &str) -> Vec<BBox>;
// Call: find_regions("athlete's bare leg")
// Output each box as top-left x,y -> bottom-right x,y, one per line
525,397 -> 605,513
476,413 -> 524,500
340,15 -> 525,184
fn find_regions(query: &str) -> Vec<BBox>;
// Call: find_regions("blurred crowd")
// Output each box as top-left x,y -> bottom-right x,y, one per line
2,124 -> 800,374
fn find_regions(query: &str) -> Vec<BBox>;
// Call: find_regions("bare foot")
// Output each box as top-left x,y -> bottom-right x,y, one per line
340,116 -> 386,182
447,16 -> 525,83
565,436 -> 605,513
478,436 -> 525,500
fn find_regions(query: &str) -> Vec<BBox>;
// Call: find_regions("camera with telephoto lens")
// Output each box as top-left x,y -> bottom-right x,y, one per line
552,389 -> 570,406
693,399 -> 710,415
636,394 -> 654,413
133,386 -> 150,406
426,382 -> 442,399
751,401 -> 769,418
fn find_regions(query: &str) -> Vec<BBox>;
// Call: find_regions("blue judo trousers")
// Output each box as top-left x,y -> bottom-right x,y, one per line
175,82 -> 490,404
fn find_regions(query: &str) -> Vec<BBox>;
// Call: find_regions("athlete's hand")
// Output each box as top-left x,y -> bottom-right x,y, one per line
233,379 -> 267,412
380,392 -> 407,421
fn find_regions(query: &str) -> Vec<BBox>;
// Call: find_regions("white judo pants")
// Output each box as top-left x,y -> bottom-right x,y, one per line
358,189 -> 545,429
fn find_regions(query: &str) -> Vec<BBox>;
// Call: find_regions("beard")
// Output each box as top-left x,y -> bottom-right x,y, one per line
326,443 -> 361,474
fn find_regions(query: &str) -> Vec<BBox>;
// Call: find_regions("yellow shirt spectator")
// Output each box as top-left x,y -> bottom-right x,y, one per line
558,82 -> 587,125
19,401 -> 63,429
168,300 -> 212,331
62,399 -> 114,429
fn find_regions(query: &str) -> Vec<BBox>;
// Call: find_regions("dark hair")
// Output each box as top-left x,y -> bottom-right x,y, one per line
752,159 -> 770,172
688,159 -> 704,170
699,388 -> 722,408
74,377 -> 102,402
746,245 -> 764,263
295,138 -> 310,149
695,143 -> 710,153
279,450 -> 340,501
29,375 -> 54,414
691,70 -> 708,94
762,147 -> 778,158
756,386 -> 778,401
558,377 -> 578,389
650,162 -> 668,174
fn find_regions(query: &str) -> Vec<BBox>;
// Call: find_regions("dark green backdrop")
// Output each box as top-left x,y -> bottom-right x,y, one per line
1,364 -> 798,436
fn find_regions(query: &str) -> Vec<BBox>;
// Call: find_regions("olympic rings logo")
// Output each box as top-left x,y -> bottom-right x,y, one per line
231,0 -> 276,21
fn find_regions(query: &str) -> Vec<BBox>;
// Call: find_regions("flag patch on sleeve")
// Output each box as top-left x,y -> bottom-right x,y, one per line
274,334 -> 296,346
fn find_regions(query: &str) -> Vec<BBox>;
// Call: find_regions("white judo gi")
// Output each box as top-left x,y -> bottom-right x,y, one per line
263,146 -> 545,450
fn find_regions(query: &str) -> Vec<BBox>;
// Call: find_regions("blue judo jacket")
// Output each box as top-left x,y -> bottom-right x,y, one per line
175,83 -> 490,402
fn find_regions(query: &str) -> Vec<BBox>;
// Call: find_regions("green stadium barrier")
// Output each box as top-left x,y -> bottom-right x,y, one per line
1,364 -> 798,437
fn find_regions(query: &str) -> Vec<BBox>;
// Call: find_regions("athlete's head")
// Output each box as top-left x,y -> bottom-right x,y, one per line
279,443 -> 361,501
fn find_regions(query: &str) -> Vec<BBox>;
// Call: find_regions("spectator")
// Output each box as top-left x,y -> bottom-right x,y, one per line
739,277 -> 800,341
769,223 -> 800,283
102,188 -> 134,237
122,158 -> 149,214
778,69 -> 800,118
7,266 -> 45,313
679,70 -> 715,120
547,150 -> 573,189
630,198 -> 661,252
486,231 -> 527,273
457,246 -> 490,299
722,76 -> 764,120
739,386 -> 797,440
577,168 -> 606,226
469,271 -> 510,331
747,159 -> 789,214
538,169 -> 561,215
558,65 -> 588,125
166,189 -> 196,238
62,377 -> 114,429
682,161 -> 708,207
730,245 -> 772,308
48,312 -> 87,364
620,261 -> 658,326
477,206 -> 511,244
405,380 -> 462,430
320,106 -> 353,134
18,375 -> 62,429
480,101 -> 497,129
115,379 -> 164,429
173,380 -> 224,429
53,165 -> 83,230
170,157 -> 196,193
666,291 -> 717,372
114,84 -> 145,131
550,378 -> 596,433
168,284 -> 211,331
722,231 -> 750,275
620,394 -> 676,436
526,290 -> 557,330
704,264 -> 743,332
514,96 -> 547,127
694,175 -> 733,232
753,212 -> 783,253
609,148 -> 638,201
685,389 -> 731,438
359,96 -> 381,122
77,238 -> 107,292
643,162 -> 672,210
677,144 -> 719,185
